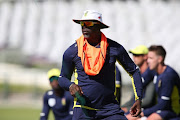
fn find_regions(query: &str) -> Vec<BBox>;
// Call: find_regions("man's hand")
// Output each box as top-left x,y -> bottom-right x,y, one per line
130,99 -> 141,117
69,83 -> 83,97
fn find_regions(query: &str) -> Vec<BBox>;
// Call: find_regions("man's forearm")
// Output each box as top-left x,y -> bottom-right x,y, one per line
58,76 -> 74,90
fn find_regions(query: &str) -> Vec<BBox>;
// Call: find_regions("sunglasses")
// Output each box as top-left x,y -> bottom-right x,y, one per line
49,76 -> 58,82
80,21 -> 100,27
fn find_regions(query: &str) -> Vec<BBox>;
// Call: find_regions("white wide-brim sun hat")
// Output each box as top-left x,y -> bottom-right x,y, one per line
73,10 -> 109,29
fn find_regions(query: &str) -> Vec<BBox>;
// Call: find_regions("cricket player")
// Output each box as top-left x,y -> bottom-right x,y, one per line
58,10 -> 143,120
128,45 -> 180,120
40,68 -> 74,120
123,45 -> 156,115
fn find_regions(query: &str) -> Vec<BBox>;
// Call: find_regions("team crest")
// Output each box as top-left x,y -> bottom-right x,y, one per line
61,98 -> 66,106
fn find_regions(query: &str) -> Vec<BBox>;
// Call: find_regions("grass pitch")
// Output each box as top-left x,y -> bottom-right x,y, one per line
0,107 -> 54,120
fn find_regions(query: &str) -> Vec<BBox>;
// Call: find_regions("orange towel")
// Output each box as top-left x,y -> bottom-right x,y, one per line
76,33 -> 108,76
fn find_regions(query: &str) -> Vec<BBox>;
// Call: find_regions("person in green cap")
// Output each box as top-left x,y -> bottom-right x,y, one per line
122,45 -> 156,117
40,68 -> 74,120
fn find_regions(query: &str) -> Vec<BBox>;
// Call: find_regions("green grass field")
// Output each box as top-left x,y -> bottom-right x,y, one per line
0,83 -> 54,120
0,107 -> 54,120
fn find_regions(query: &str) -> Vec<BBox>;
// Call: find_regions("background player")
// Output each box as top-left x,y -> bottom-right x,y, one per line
122,45 -> 156,115
40,68 -> 74,120
128,45 -> 180,120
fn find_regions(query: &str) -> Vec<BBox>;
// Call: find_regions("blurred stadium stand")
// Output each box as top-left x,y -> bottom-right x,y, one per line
0,0 -> 180,105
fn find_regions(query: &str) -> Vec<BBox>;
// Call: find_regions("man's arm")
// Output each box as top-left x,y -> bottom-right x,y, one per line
58,47 -> 75,91
40,93 -> 50,120
116,45 -> 143,116
143,75 -> 174,116
58,45 -> 83,96
115,66 -> 122,104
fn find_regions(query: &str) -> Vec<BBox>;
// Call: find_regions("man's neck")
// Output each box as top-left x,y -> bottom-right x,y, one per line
139,62 -> 148,74
156,64 -> 166,75
87,38 -> 101,46
54,89 -> 64,97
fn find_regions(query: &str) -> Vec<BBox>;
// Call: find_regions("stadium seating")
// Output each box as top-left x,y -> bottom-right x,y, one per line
0,0 -> 180,76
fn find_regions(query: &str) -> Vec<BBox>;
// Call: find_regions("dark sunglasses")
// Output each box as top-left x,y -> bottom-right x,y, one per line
80,21 -> 100,27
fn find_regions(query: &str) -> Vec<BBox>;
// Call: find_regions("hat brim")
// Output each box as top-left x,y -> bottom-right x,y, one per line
73,19 -> 109,29
129,50 -> 146,55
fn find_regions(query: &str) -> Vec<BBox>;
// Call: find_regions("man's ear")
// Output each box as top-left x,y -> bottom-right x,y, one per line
158,56 -> 163,64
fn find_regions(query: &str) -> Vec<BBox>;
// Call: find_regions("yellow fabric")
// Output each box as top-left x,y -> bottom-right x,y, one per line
73,104 -> 99,111
115,68 -> 121,88
74,69 -> 78,84
114,68 -> 118,99
117,60 -> 139,100
130,76 -> 139,100
76,33 -> 108,76
171,86 -> 180,115
73,69 -> 99,111
129,45 -> 148,55
116,84 -> 121,88
73,69 -> 79,109
47,68 -> 60,79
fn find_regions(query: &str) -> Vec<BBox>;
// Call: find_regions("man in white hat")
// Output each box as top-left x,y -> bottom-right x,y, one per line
58,10 -> 143,120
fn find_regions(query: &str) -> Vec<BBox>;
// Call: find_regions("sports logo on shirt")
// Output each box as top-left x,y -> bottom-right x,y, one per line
61,98 -> 66,106
48,98 -> 56,107
47,91 -> 53,95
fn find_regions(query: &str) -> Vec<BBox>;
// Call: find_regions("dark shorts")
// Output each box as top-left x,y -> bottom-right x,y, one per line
156,110 -> 177,120
72,107 -> 127,120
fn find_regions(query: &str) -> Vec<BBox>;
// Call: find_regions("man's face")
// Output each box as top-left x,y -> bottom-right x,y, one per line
50,80 -> 61,90
81,21 -> 100,40
132,54 -> 145,67
147,51 -> 159,70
